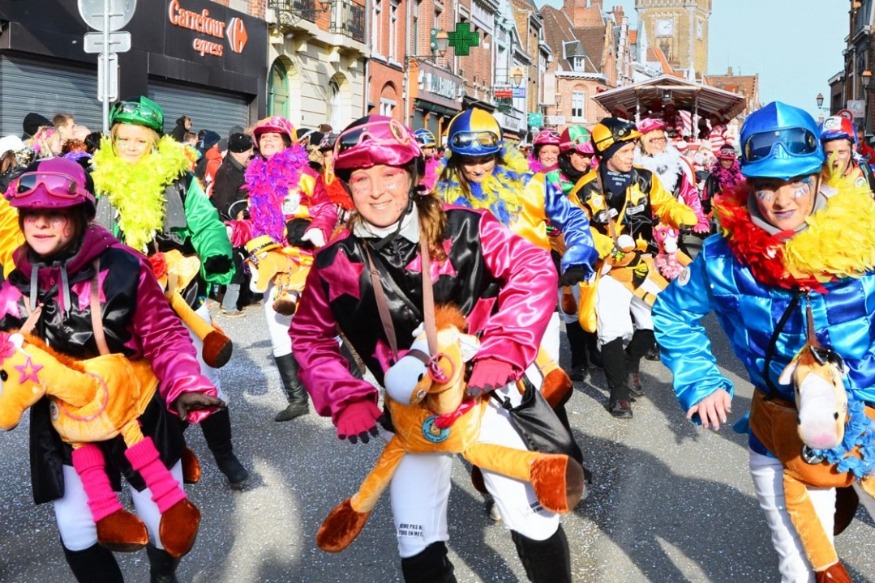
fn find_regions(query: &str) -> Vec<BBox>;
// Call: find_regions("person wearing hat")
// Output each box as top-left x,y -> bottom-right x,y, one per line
90,96 -> 248,490
413,128 -> 441,190
702,144 -> 744,217
819,114 -> 875,194
530,129 -> 562,173
195,129 -> 223,187
21,112 -> 51,141
653,101 -> 875,582
0,157 -> 223,582
212,132 -> 255,317
313,131 -> 356,222
567,117 -> 697,418
169,115 -> 193,142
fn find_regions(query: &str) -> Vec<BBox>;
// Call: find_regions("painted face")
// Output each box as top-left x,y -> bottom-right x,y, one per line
605,142 -> 636,173
114,124 -> 154,163
570,151 -> 592,172
537,145 -> 560,168
719,158 -> 734,169
348,164 -> 412,228
752,175 -> 817,231
22,210 -> 76,257
823,139 -> 852,176
258,132 -> 286,159
643,130 -> 668,155
459,155 -> 497,183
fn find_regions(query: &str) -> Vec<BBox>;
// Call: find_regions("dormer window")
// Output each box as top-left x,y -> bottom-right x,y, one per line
573,56 -> 584,72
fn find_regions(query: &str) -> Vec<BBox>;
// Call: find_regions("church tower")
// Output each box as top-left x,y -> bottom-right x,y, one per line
635,0 -> 711,77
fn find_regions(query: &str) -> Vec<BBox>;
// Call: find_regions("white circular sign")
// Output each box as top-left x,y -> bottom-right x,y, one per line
78,0 -> 137,32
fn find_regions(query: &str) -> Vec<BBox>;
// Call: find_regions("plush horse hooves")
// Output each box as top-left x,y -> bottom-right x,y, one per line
272,298 -> 297,317
96,509 -> 149,552
182,447 -> 201,484
317,498 -> 371,553
202,330 -> 233,368
815,562 -> 852,583
542,369 -> 573,410
159,499 -> 201,558
530,454 -> 585,513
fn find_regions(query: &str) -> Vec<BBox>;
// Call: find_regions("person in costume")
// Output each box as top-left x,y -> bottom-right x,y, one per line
819,114 -> 875,194
432,108 -> 598,366
89,96 -> 248,489
567,117 -> 697,418
653,101 -> 875,582
314,131 -> 355,225
291,115 -> 576,583
244,116 -> 337,422
0,157 -> 223,582
702,144 -> 744,217
413,128 -> 441,191
529,128 -> 562,174
545,126 -> 601,381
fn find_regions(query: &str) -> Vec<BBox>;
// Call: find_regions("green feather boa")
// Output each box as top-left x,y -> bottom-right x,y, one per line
91,135 -> 192,252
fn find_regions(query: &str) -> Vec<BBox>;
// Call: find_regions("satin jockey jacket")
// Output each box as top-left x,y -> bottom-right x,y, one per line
289,206 -> 558,423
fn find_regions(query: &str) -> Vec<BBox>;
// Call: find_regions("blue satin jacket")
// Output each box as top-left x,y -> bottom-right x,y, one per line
653,234 -> 875,451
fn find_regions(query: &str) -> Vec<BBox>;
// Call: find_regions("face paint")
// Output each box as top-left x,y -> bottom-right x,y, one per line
756,190 -> 774,202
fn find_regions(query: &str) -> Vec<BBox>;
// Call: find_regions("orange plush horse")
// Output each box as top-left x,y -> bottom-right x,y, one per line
244,235 -> 312,316
316,305 -> 585,553
0,332 -> 200,558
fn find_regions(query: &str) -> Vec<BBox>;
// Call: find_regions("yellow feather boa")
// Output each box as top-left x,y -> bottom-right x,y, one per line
91,136 -> 193,252
784,182 -> 875,283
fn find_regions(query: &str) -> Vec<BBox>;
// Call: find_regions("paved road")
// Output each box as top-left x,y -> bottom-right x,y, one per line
1,265 -> 874,581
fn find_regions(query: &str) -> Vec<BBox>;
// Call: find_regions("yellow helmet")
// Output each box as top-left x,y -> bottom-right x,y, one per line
590,118 -> 641,156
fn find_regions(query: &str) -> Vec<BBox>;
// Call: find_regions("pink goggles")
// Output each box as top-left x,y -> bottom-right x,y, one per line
7,171 -> 94,207
334,119 -> 421,170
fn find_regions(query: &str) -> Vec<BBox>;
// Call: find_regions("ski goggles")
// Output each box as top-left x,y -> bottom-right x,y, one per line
743,128 -> 819,162
335,119 -> 412,155
111,101 -> 163,128
10,171 -> 90,201
450,131 -> 501,150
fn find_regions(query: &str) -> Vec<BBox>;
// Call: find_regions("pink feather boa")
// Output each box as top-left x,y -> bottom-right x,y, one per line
245,145 -> 310,243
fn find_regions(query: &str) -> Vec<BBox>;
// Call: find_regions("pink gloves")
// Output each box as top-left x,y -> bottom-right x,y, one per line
335,400 -> 383,444
466,358 -> 515,397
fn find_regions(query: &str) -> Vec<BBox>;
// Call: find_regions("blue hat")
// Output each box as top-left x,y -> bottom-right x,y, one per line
740,102 -> 824,180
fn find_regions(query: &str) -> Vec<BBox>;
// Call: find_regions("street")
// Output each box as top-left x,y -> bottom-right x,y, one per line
1,262 -> 874,582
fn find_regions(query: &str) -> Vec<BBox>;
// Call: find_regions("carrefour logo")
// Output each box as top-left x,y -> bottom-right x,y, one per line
167,0 -> 249,57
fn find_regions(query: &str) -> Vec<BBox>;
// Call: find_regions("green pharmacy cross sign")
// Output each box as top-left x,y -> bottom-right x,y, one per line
447,23 -> 479,56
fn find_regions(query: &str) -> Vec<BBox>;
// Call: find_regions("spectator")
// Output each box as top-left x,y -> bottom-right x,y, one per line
52,113 -> 76,142
21,112 -> 51,140
195,130 -> 222,186
170,115 -> 192,142
856,126 -> 875,163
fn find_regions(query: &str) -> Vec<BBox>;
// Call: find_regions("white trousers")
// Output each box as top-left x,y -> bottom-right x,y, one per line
262,281 -> 293,358
188,302 -> 226,400
748,449 -> 875,582
389,381 -> 560,558
594,273 -> 657,347
54,461 -> 184,551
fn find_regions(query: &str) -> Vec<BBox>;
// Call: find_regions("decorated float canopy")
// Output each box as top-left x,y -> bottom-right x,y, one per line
591,74 -> 747,122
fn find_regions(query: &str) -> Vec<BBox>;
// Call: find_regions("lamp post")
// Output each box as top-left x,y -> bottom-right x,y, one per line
816,92 -> 827,124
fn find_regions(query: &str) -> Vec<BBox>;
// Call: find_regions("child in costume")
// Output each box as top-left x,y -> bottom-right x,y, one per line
413,128 -> 441,191
291,115 -> 576,582
528,128 -> 562,174
653,101 -> 875,582
244,116 -> 337,422
0,157 -> 222,582
90,96 -> 248,489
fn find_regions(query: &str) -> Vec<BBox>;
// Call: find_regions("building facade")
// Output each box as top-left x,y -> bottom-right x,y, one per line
634,0 -> 710,80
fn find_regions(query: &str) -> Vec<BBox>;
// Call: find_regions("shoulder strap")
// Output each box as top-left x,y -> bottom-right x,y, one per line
89,259 -> 111,356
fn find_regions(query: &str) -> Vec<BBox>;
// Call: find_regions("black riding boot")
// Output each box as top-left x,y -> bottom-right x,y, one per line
602,338 -> 632,418
274,353 -> 310,422
511,525 -> 572,583
200,407 -> 249,489
625,329 -> 654,398
400,541 -> 457,583
146,543 -> 180,583
63,542 -> 124,583
584,328 -> 603,368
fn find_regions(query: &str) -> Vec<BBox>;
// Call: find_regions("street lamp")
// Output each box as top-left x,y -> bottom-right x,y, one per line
816,92 -> 824,109
511,66 -> 524,87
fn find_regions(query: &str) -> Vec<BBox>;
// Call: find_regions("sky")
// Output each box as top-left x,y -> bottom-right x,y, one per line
537,0 -> 848,120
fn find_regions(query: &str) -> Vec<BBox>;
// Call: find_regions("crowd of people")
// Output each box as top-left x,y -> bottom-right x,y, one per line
0,96 -> 874,583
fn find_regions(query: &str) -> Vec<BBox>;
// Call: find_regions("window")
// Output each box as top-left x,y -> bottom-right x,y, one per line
371,0 -> 382,57
573,56 -> 584,72
571,91 -> 585,121
390,0 -> 399,61
380,98 -> 395,117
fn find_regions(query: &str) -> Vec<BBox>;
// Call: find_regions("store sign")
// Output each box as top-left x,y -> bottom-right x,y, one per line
512,87 -> 525,99
167,0 -> 248,57
494,86 -> 513,99
422,71 -> 460,101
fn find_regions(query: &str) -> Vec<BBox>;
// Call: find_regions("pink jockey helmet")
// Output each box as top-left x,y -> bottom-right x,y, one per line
333,116 -> 422,175
253,116 -> 296,144
637,117 -> 667,135
6,157 -> 96,218
533,129 -> 562,147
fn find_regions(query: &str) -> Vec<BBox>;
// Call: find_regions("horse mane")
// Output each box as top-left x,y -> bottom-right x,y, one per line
18,332 -> 87,374
434,304 -> 467,333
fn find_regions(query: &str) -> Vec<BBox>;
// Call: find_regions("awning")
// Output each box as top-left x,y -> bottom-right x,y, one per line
591,75 -> 746,121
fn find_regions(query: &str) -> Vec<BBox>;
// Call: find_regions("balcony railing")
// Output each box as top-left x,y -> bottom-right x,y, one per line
330,0 -> 365,43
271,0 -> 325,24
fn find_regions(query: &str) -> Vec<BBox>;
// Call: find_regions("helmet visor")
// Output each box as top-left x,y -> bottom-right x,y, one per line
11,171 -> 89,201
450,131 -> 500,150
335,119 -> 412,157
743,128 -> 819,162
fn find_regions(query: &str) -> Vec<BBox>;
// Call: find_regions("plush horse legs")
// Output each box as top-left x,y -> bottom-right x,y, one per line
125,437 -> 200,558
71,445 -> 149,552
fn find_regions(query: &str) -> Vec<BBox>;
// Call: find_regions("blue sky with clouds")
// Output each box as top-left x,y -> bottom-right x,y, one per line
537,0 -> 847,119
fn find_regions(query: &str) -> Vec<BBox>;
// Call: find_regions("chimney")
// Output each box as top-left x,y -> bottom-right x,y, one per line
727,66 -> 733,76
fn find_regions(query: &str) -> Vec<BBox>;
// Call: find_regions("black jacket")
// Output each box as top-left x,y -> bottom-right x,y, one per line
211,154 -> 248,221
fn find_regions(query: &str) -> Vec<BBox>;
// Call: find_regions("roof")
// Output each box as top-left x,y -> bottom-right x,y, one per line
591,74 -> 747,120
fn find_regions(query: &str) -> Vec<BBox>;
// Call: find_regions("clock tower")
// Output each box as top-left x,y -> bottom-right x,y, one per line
635,0 -> 711,78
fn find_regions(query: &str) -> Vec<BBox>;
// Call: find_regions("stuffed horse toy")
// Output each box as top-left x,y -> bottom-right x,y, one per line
316,305 -> 585,552
749,307 -> 875,583
652,223 -> 691,281
150,249 -> 233,368
0,331 -> 201,558
244,235 -> 312,316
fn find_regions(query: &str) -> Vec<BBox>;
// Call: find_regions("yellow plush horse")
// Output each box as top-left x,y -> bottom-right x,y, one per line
316,305 -> 585,552
750,339 -> 875,583
244,235 -> 313,316
0,332 -> 200,558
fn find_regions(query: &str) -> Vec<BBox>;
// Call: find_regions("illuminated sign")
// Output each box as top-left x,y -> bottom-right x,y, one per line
167,0 -> 248,58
